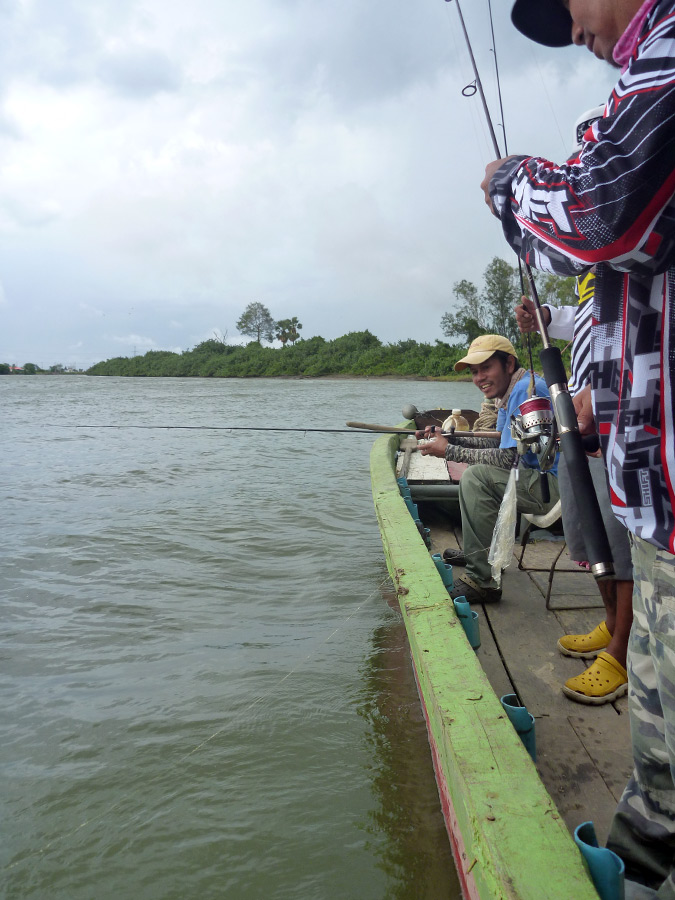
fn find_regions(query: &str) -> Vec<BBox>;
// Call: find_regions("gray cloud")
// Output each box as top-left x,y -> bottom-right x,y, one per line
0,0 -> 617,369
98,48 -> 182,97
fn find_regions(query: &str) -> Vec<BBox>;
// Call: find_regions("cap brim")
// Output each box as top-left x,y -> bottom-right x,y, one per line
511,0 -> 573,47
454,351 -> 494,372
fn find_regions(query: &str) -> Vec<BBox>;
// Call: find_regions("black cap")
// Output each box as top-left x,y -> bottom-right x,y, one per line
511,0 -> 573,47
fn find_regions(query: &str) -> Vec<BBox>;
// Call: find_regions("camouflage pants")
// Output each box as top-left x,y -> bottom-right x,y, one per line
607,535 -> 675,899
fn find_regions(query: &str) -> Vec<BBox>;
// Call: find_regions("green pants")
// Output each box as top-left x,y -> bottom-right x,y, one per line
458,464 -> 560,589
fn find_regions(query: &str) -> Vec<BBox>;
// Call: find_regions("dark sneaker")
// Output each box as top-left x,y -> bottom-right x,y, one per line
442,547 -> 466,566
450,576 -> 501,604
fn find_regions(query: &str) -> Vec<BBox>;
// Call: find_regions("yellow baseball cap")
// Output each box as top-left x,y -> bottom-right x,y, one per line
454,335 -> 518,372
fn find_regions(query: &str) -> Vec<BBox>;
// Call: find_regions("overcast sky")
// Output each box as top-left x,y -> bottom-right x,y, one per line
0,0 -> 616,369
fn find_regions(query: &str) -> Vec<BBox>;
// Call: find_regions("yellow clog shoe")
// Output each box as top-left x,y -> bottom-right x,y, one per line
562,652 -> 628,705
557,621 -> 611,659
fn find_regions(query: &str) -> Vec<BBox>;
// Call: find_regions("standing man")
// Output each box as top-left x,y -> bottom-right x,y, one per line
418,333 -> 559,603
481,1 -> 675,895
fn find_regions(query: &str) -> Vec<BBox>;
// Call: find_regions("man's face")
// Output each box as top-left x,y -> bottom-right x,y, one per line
469,356 -> 514,400
563,0 -> 642,64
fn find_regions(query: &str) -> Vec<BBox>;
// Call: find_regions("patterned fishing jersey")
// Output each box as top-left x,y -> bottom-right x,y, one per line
488,0 -> 675,552
571,272 -> 594,396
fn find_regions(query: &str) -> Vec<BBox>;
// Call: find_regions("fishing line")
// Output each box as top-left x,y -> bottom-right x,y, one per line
43,423 -> 406,435
441,2 -> 494,161
486,0 -> 508,156
443,0 -> 614,580
2,574 -> 394,871
532,48 -> 569,156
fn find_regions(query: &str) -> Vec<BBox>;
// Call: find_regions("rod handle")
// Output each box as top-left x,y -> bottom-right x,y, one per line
539,349 -> 614,580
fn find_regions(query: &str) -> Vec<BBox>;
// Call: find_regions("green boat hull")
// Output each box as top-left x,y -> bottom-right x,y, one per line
370,431 -> 599,900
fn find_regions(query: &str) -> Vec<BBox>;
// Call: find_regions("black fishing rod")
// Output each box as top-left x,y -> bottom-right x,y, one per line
43,422 -> 499,438
445,0 -> 614,580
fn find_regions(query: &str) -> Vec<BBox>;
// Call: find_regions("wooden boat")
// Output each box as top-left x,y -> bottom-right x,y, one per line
370,426 -> 632,899
398,408 -> 476,519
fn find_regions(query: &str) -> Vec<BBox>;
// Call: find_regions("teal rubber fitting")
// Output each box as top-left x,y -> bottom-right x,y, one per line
574,822 -> 625,900
396,476 -> 408,490
404,498 -> 419,518
453,596 -> 480,649
400,487 -> 412,500
414,520 -> 430,548
432,553 -> 454,588
500,693 -> 537,762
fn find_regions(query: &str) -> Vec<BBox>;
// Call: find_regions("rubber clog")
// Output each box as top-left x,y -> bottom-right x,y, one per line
442,547 -> 466,566
449,575 -> 501,604
562,651 -> 628,705
558,621 -> 611,659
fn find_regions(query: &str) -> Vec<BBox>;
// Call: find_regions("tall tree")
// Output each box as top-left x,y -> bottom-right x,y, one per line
236,302 -> 276,344
441,257 -> 521,345
276,316 -> 303,347
483,257 -> 520,345
533,272 -> 578,308
287,316 -> 302,345
440,280 -> 487,344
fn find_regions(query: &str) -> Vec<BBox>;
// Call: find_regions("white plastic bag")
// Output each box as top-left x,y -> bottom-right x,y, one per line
488,468 -> 518,587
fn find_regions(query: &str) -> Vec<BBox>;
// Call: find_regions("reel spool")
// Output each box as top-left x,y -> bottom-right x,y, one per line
518,397 -> 554,434
511,396 -> 557,470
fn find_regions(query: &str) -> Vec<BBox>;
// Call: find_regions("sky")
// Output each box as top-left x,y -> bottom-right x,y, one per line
0,0 -> 617,370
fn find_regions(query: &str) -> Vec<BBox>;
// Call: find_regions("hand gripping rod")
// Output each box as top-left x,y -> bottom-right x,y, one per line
446,0 -> 613,579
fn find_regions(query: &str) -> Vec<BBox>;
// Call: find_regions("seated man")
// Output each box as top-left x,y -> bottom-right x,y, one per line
419,334 -> 559,602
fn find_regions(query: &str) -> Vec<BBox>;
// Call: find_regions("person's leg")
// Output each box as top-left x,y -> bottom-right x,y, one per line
457,464 -> 508,590
606,579 -> 633,669
457,465 -> 558,591
607,536 -> 675,895
558,455 -> 634,661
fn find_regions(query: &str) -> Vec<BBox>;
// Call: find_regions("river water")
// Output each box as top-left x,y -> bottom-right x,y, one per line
1,375 -> 480,900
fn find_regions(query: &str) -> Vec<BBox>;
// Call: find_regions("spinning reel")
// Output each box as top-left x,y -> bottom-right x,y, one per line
510,397 -> 558,472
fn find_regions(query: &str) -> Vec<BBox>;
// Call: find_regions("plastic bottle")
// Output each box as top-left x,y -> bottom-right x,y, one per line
443,409 -> 470,431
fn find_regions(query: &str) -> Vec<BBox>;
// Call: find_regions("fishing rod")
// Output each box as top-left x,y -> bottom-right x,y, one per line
445,0 -> 614,580
42,422 -> 499,438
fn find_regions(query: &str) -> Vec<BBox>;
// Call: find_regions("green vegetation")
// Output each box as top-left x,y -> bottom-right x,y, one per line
441,257 -> 577,346
236,301 -> 277,344
86,330 -> 570,379
0,362 -> 42,374
275,316 -> 302,347
86,257 -> 575,379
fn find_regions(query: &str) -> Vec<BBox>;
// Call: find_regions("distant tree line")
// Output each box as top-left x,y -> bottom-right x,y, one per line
1,362 -> 40,374
16,258 -> 579,379
86,329 -> 571,379
0,363 -> 83,375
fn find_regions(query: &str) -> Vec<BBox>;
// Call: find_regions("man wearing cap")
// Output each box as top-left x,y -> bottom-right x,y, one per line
419,333 -> 559,603
480,1 -> 675,896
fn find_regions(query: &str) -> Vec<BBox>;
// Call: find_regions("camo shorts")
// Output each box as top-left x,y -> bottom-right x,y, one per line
607,534 -> 675,898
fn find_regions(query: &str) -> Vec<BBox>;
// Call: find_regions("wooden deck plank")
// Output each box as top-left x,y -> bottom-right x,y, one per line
556,608 -> 611,635
480,563 -> 632,842
569,714 -> 634,806
535,715 -> 619,845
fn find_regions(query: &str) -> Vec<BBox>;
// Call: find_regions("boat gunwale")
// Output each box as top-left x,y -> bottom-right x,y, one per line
370,429 -> 599,900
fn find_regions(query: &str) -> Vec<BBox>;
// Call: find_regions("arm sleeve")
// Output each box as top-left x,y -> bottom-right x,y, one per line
545,304 -> 576,340
446,435 -> 499,450
489,12 -> 675,278
444,442 -> 517,470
